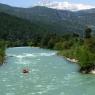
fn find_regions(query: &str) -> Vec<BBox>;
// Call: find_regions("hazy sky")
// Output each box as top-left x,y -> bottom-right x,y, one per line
0,0 -> 94,8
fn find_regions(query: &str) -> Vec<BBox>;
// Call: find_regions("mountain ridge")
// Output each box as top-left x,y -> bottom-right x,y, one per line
0,3 -> 95,34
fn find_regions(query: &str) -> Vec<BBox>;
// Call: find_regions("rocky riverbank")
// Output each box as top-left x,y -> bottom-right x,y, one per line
79,66 -> 95,74
66,58 -> 78,63
65,56 -> 95,74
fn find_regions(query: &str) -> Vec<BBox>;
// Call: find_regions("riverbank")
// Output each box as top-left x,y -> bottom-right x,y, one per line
65,57 -> 95,74
0,41 -> 6,65
0,51 -> 5,65
79,65 -> 95,74
63,55 -> 95,74
57,49 -> 95,74
66,57 -> 78,63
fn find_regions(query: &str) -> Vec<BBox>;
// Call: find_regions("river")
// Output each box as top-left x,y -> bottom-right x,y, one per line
0,47 -> 95,95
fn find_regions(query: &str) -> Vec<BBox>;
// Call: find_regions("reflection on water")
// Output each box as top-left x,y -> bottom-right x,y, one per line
0,47 -> 95,95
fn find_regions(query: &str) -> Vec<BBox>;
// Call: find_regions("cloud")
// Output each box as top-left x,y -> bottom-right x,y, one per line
36,1 -> 95,11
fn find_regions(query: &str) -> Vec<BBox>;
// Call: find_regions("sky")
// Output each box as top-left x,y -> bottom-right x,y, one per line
0,0 -> 94,8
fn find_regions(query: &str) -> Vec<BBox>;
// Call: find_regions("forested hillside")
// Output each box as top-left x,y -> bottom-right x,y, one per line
0,12 -> 63,47
1,3 -> 94,35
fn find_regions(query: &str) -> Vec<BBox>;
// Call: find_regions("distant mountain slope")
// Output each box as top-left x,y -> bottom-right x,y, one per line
0,4 -> 77,23
0,12 -> 48,41
0,12 -> 79,43
0,3 -> 95,34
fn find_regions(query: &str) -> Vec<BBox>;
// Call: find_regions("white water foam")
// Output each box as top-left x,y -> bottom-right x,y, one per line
7,52 -> 56,65
40,53 -> 56,56
7,52 -> 56,58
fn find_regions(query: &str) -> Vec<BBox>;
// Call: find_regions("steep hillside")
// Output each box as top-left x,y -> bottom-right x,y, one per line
0,3 -> 95,34
0,12 -> 46,41
0,3 -> 85,34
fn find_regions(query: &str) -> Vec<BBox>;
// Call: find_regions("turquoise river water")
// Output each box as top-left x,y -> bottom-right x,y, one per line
0,47 -> 95,95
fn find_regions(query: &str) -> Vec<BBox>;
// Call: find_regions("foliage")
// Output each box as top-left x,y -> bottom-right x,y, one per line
0,40 -> 6,64
85,27 -> 92,38
77,46 -> 95,68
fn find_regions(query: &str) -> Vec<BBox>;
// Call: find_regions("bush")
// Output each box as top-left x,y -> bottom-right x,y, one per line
77,46 -> 95,68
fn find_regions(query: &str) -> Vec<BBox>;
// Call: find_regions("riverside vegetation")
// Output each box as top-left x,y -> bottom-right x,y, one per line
0,41 -> 6,64
0,12 -> 95,73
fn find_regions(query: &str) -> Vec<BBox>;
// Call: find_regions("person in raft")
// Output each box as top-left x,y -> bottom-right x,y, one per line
22,68 -> 29,73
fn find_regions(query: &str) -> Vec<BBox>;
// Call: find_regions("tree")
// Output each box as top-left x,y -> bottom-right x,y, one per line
85,27 -> 92,38
78,46 -> 94,68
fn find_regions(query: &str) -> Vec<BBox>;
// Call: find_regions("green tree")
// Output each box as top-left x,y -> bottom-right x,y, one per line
78,46 -> 94,68
85,27 -> 92,38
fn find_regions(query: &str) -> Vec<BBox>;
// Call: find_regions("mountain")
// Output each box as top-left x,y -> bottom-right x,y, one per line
0,12 -> 78,42
37,1 -> 95,11
0,4 -> 76,23
0,12 -> 47,41
0,3 -> 95,35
